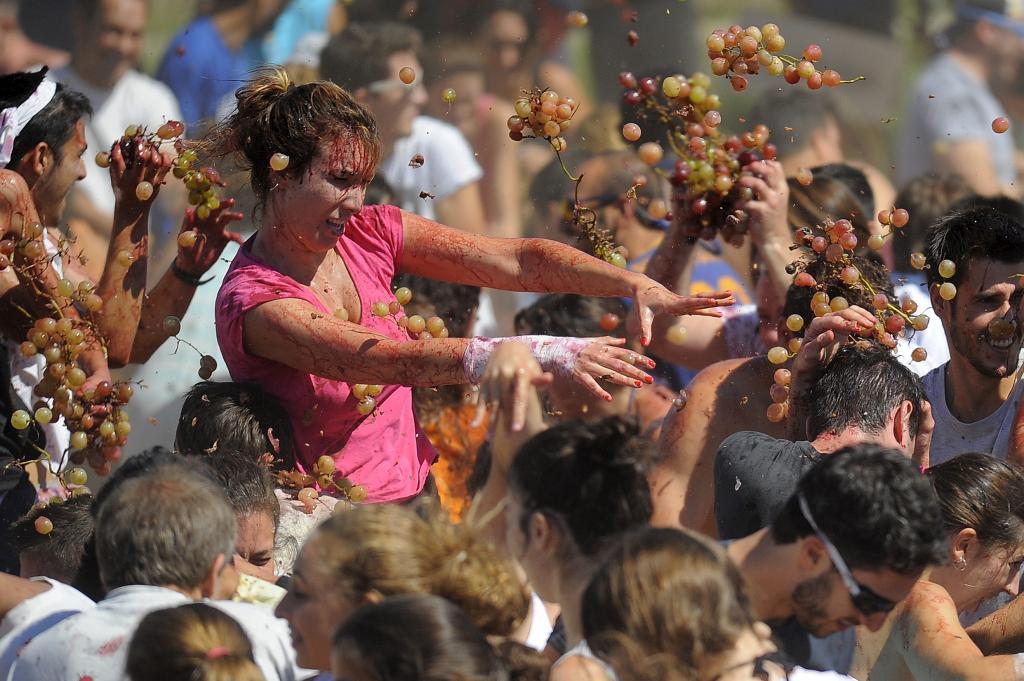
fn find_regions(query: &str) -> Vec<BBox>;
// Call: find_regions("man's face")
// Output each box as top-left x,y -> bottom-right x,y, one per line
937,258 -> 1024,379
367,51 -> 427,144
77,0 -> 146,83
234,510 -> 276,583
790,560 -> 920,636
31,119 -> 87,226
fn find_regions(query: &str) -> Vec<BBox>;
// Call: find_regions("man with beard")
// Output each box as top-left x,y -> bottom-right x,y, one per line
725,445 -> 946,672
921,204 -> 1024,465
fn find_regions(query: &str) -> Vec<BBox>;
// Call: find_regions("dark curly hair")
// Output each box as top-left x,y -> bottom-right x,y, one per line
514,294 -> 627,339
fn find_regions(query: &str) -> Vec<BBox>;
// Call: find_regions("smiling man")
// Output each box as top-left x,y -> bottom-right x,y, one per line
921,204 -> 1024,465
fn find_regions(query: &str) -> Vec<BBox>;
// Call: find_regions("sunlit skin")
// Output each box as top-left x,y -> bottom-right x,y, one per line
274,541 -> 360,671
933,258 -> 1024,425
16,120 -> 87,228
855,532 -> 1024,681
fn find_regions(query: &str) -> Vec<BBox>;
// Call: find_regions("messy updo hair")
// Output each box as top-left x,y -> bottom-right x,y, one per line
201,67 -> 381,211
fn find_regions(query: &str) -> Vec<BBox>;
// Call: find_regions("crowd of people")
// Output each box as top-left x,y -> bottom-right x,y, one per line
3,0 -> 1024,680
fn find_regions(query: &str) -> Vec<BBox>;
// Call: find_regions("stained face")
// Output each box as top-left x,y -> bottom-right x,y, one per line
956,540 -> 1024,614
234,510 -> 277,583
266,142 -> 372,252
31,119 -> 87,226
939,259 -> 1024,379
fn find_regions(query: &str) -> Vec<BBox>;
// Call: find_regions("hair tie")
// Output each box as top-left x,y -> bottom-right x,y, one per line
206,646 -> 230,660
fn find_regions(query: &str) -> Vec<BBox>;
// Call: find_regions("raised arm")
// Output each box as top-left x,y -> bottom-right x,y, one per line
397,210 -> 735,345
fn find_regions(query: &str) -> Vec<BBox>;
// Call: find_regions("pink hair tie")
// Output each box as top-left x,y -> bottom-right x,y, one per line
206,646 -> 230,660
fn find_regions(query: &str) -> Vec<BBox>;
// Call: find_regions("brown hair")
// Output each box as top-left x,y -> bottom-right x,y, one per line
127,603 -> 265,681
926,453 -> 1024,551
892,173 -> 972,270
787,171 -> 873,248
309,503 -> 529,637
582,527 -> 756,681
200,66 -> 381,211
320,22 -> 423,92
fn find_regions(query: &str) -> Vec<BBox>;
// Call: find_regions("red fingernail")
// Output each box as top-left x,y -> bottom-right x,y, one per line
635,380 -> 642,387
645,375 -> 654,384
605,395 -> 613,401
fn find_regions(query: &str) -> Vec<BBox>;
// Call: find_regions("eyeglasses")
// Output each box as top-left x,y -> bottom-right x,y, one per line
797,493 -> 898,616
709,650 -> 792,681
366,78 -> 418,96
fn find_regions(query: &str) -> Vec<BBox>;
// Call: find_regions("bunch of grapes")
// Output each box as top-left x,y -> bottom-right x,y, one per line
619,71 -> 776,242
370,286 -> 450,341
705,23 -> 861,91
13,314 -> 135,479
278,453 -> 368,509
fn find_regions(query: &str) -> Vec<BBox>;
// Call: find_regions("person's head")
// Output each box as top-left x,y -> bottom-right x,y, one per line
925,205 -> 1024,379
207,0 -> 285,33
393,274 -> 480,339
176,381 -> 296,471
11,494 -> 93,583
422,39 -> 486,136
71,0 -> 146,87
127,603 -> 265,681
775,253 -> 894,350
275,504 -> 527,671
94,460 -> 237,598
804,343 -> 925,454
470,0 -> 537,78
945,0 -> 1024,81
332,595 -> 547,681
769,444 -> 946,635
787,164 -> 878,249
506,417 -> 654,603
320,22 -> 426,144
0,69 -> 91,225
584,527 -> 784,681
528,149 -> 588,243
749,88 -> 841,165
200,454 -> 280,583
202,67 -> 380,249
515,294 -> 631,416
891,174 -> 973,272
926,453 -> 1024,612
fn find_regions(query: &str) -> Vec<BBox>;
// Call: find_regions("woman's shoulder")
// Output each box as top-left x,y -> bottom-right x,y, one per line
896,579 -> 959,633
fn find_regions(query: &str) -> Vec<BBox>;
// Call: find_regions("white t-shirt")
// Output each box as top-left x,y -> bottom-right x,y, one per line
922,362 -> 1024,467
49,67 -> 183,218
524,592 -> 553,652
892,278 -> 949,376
10,584 -> 300,681
378,116 -> 482,222
0,578 -> 95,681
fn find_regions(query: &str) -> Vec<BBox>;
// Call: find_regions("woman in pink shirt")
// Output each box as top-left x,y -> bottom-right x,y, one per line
209,68 -> 732,503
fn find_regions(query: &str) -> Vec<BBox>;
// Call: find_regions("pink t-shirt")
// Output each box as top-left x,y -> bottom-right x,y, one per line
215,204 -> 435,503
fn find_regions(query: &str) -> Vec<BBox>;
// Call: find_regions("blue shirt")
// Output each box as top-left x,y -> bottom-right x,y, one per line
157,17 -> 257,130
264,0 -> 335,65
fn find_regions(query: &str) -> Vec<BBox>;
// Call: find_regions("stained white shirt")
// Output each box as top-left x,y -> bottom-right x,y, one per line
9,584 -> 300,681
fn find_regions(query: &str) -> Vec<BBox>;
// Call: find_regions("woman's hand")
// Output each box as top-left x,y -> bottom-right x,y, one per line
174,198 -> 245,277
474,341 -> 553,432
736,159 -> 791,248
632,282 -> 735,346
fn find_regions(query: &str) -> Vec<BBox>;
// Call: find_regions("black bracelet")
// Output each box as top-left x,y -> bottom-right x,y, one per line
171,261 -> 215,287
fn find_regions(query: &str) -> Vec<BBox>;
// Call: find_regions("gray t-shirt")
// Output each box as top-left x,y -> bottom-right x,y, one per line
897,52 -> 1016,187
922,363 -> 1024,466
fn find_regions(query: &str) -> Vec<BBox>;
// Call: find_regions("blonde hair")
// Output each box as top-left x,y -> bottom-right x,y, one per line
200,66 -> 382,210
310,503 -> 529,636
126,603 -> 265,681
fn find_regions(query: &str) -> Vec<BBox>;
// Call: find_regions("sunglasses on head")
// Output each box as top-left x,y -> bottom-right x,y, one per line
797,493 -> 898,616
709,650 -> 793,681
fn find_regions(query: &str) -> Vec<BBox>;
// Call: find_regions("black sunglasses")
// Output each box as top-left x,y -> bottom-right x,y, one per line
798,494 -> 898,615
709,650 -> 793,681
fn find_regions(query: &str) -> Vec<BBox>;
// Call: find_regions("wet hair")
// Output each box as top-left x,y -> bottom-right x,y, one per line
11,494 -> 93,583
176,381 -> 296,471
95,460 -> 236,591
127,603 -> 265,681
200,454 -> 280,528
200,67 -> 380,212
926,453 -> 1024,551
333,595 -> 547,681
583,527 -> 757,681
306,504 -> 529,637
772,444 -> 947,575
805,343 -> 925,440
514,294 -> 628,339
782,253 -> 895,326
320,22 -> 423,93
0,68 -> 92,169
749,88 -> 838,158
508,416 -> 654,557
924,205 -> 1024,288
787,164 -> 874,248
891,174 -> 972,271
